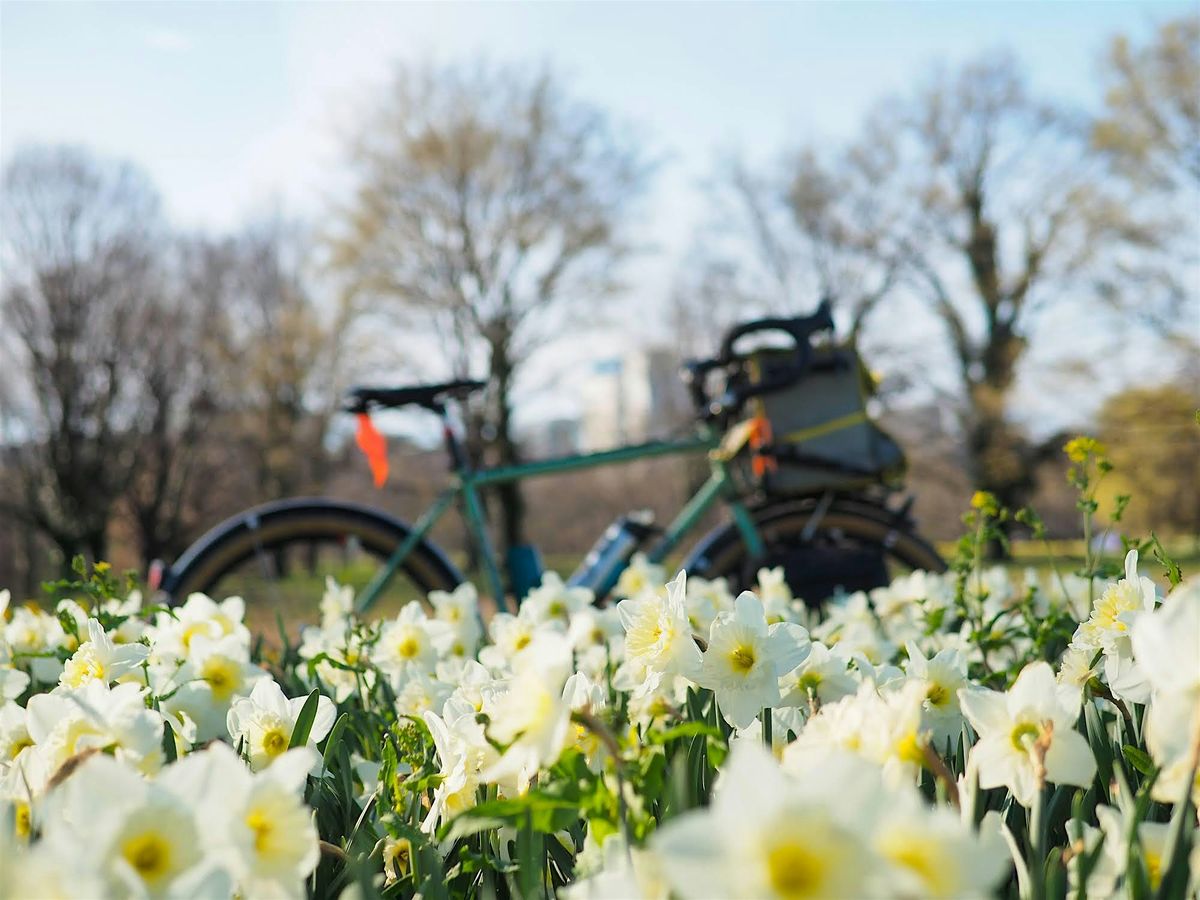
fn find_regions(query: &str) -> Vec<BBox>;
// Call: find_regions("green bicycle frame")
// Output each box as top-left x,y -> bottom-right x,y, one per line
355,425 -> 766,613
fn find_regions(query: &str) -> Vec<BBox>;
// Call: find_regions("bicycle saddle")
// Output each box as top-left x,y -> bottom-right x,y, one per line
344,379 -> 487,413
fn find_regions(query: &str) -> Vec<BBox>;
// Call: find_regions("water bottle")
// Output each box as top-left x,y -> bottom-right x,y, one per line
567,510 -> 658,599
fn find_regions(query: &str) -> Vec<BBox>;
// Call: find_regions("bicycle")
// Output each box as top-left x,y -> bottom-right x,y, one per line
160,303 -> 945,620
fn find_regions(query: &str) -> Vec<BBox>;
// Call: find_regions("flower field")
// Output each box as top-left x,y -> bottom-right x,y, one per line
1,532 -> 1197,898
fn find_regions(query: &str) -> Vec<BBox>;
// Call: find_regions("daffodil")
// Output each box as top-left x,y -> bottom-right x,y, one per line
422,707 -> 501,830
695,591 -> 809,729
26,680 -> 165,780
226,678 -> 334,772
653,741 -> 880,899
905,643 -> 973,747
42,753 -> 229,898
873,787 -> 1008,899
777,640 -> 857,710
163,633 -> 266,742
164,742 -> 320,898
613,552 -> 666,601
375,602 -> 453,684
959,661 -> 1096,806
429,581 -> 485,657
522,572 -> 593,626
482,635 -> 574,791
617,572 -> 702,698
58,618 -> 149,690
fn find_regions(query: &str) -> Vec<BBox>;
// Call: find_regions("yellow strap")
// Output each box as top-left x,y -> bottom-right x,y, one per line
778,410 -> 868,445
713,418 -> 756,461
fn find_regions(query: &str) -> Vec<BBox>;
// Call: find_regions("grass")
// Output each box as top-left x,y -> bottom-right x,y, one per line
215,537 -> 1200,640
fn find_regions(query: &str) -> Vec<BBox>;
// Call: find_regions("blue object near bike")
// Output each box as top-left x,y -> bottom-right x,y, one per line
506,544 -> 545,603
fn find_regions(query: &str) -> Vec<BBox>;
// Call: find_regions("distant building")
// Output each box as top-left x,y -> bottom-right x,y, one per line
521,417 -> 581,459
581,348 -> 690,450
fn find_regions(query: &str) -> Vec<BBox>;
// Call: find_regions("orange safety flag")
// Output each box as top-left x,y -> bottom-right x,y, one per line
355,412 -> 389,488
748,411 -> 778,478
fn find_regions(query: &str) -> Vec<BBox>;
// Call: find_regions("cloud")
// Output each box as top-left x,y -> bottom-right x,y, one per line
143,27 -> 190,52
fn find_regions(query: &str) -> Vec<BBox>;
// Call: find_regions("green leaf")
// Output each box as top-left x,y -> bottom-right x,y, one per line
289,689 -> 322,749
645,721 -> 723,745
161,718 -> 178,764
321,713 -> 350,776
1122,745 -> 1156,777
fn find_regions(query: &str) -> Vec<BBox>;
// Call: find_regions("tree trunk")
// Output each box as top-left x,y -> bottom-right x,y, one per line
487,331 -> 526,555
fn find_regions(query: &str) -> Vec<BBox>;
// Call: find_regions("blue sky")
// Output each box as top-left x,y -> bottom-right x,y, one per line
1,1 -> 1191,430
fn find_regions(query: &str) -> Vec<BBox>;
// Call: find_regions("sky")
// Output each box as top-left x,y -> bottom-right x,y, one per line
1,1 -> 1192,434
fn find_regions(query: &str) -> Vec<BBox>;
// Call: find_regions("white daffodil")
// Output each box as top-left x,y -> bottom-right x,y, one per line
296,624 -> 373,704
165,742 -> 320,899
1093,804 -> 1172,895
58,618 -> 149,690
778,640 -> 857,711
422,708 -> 501,830
163,633 -> 267,742
696,591 -> 809,729
1073,549 -> 1157,657
26,680 -> 165,781
617,572 -> 702,699
478,610 -> 544,673
152,593 -> 251,662
522,572 -> 593,626
755,566 -> 796,621
1056,641 -> 1102,688
319,576 -> 355,630
394,669 -> 453,719
226,678 -> 334,771
873,786 -> 1008,899
653,741 -> 880,899
0,701 -> 32,770
613,553 -> 665,601
1131,581 -> 1200,805
905,643 -> 974,747
42,752 -> 229,899
960,661 -> 1096,807
5,606 -> 67,683
375,602 -> 453,684
483,634 -> 574,791
429,581 -> 485,657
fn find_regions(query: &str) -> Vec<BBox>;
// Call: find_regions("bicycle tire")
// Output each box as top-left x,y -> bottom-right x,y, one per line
162,498 -> 464,614
680,497 -> 945,606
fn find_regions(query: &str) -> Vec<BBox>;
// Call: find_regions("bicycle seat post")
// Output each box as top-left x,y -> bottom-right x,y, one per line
436,401 -> 470,475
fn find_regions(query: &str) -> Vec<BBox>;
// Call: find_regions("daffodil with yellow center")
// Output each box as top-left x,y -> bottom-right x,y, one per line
960,661 -> 1095,807
874,797 -> 1008,900
616,572 -> 703,699
200,655 -> 241,702
653,742 -> 876,900
696,591 -> 809,729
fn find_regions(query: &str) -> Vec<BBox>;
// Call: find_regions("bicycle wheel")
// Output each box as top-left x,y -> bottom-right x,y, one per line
681,497 -> 945,607
161,498 -> 464,635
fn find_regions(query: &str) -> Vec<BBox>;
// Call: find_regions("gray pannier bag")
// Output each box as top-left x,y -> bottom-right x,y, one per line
735,344 -> 906,495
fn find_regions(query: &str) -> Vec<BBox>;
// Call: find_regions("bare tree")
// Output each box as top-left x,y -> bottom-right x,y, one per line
690,55 -> 1140,550
329,62 -> 652,554
672,149 -> 903,357
122,237 -> 228,564
1092,16 -> 1200,353
1,146 -> 166,565
215,219 -> 354,502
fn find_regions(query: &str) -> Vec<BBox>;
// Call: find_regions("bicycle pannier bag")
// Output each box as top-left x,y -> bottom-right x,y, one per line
740,345 -> 905,494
